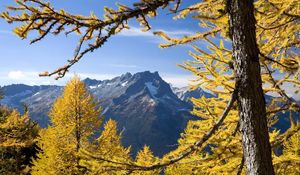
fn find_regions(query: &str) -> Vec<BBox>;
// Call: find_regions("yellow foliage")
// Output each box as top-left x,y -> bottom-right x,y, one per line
31,76 -> 102,175
132,145 -> 161,175
79,119 -> 132,175
0,110 -> 37,148
157,0 -> 299,174
0,107 -> 39,175
1,0 -> 299,174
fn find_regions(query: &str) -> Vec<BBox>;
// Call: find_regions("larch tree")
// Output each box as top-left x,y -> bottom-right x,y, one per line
31,76 -> 102,175
1,0 -> 299,175
0,108 -> 39,175
132,145 -> 160,175
79,119 -> 132,175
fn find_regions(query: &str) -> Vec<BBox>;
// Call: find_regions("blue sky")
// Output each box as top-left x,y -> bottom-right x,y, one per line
0,1 -> 298,100
0,0 -> 202,87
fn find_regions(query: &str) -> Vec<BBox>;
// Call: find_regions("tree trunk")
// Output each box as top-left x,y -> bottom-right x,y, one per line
228,0 -> 275,174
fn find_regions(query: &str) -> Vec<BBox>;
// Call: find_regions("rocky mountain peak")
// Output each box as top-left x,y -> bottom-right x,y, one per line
83,78 -> 102,86
0,71 -> 202,157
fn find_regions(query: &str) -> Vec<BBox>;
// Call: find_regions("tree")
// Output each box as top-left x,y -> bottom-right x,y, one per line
228,1 -> 274,174
31,76 -> 102,175
132,145 -> 160,175
1,0 -> 299,174
0,108 -> 39,175
79,119 -> 132,175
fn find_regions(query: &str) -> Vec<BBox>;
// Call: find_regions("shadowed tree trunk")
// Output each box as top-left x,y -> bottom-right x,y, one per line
228,0 -> 275,174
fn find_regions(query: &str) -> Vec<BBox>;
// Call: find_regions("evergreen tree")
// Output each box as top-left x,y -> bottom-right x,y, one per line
31,76 -> 102,175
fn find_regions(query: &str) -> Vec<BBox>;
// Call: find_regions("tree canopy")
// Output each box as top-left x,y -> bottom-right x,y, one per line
0,107 -> 39,175
31,76 -> 103,175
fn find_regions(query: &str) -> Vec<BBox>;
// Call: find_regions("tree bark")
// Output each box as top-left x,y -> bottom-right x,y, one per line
228,0 -> 275,174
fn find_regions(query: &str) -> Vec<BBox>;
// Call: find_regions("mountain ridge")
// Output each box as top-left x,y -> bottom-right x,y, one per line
1,71 -> 200,157
1,71 -> 298,157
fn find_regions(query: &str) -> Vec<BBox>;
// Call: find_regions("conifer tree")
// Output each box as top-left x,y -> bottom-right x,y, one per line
1,0 -> 299,174
31,76 -> 102,175
79,119 -> 132,175
0,108 -> 39,175
132,145 -> 160,175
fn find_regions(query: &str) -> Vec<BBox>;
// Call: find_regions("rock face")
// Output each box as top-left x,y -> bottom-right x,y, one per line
1,71 -> 199,157
85,71 -> 194,156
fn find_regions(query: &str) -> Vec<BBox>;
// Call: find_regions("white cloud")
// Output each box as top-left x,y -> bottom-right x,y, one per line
159,29 -> 194,36
118,26 -> 194,38
4,71 -> 59,85
119,27 -> 154,37
160,74 -> 195,88
8,71 -> 25,79
1,70 -> 119,86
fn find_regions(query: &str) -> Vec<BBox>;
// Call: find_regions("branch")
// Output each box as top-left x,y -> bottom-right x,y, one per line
263,63 -> 300,111
257,18 -> 297,31
169,0 -> 182,13
2,0 -> 174,79
259,51 -> 291,70
154,27 -> 223,48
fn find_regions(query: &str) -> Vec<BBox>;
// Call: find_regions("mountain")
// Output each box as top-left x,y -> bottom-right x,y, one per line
172,86 -> 215,103
1,71 -> 199,157
1,84 -> 63,126
2,71 -> 297,157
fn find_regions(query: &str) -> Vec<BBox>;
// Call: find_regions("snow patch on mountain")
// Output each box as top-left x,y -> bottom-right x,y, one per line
89,85 -> 97,89
33,92 -> 40,96
145,82 -> 158,97
121,81 -> 128,87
